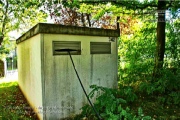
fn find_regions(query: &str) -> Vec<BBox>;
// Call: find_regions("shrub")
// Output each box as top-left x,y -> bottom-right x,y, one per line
77,85 -> 151,120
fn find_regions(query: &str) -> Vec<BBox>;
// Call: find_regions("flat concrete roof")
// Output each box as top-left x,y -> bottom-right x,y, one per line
16,23 -> 120,44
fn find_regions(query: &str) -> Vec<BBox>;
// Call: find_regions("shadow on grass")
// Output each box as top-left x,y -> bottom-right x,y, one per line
0,81 -> 39,120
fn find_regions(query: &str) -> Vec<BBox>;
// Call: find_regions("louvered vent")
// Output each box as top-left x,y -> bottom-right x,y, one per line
53,41 -> 81,55
90,42 -> 111,54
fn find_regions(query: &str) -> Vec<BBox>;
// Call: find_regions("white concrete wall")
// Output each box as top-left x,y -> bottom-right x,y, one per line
17,34 -> 43,120
42,34 -> 118,119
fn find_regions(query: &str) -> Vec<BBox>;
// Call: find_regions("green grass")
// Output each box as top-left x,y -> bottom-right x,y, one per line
0,81 -> 179,120
0,81 -> 38,120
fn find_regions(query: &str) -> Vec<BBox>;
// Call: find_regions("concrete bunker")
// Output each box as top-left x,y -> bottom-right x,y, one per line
16,23 -> 120,120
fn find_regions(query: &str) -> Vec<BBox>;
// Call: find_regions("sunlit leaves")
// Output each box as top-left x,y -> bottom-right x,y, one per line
79,3 -> 93,14
0,0 -> 47,59
165,18 -> 180,67
119,17 -> 156,84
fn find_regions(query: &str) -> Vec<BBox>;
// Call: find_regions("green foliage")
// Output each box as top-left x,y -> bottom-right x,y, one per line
76,85 -> 151,120
0,0 -> 47,52
0,37 -> 15,60
165,19 -> 180,67
61,0 -> 80,8
79,3 -> 93,14
116,7 -> 180,119
118,12 -> 180,107
118,85 -> 138,103
119,20 -> 156,85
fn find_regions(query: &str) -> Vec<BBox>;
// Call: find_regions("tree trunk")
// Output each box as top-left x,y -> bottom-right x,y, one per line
153,0 -> 166,77
86,14 -> 91,27
81,13 -> 86,27
0,0 -> 9,45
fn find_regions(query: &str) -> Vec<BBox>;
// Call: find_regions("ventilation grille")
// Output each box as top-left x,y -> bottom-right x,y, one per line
90,42 -> 111,54
53,41 -> 81,55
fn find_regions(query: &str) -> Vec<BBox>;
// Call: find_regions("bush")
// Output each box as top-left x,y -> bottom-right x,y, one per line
76,85 -> 151,120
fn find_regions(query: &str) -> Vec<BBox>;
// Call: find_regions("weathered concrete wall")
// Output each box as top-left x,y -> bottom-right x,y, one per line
16,23 -> 119,120
17,34 -> 43,120
42,34 -> 118,119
